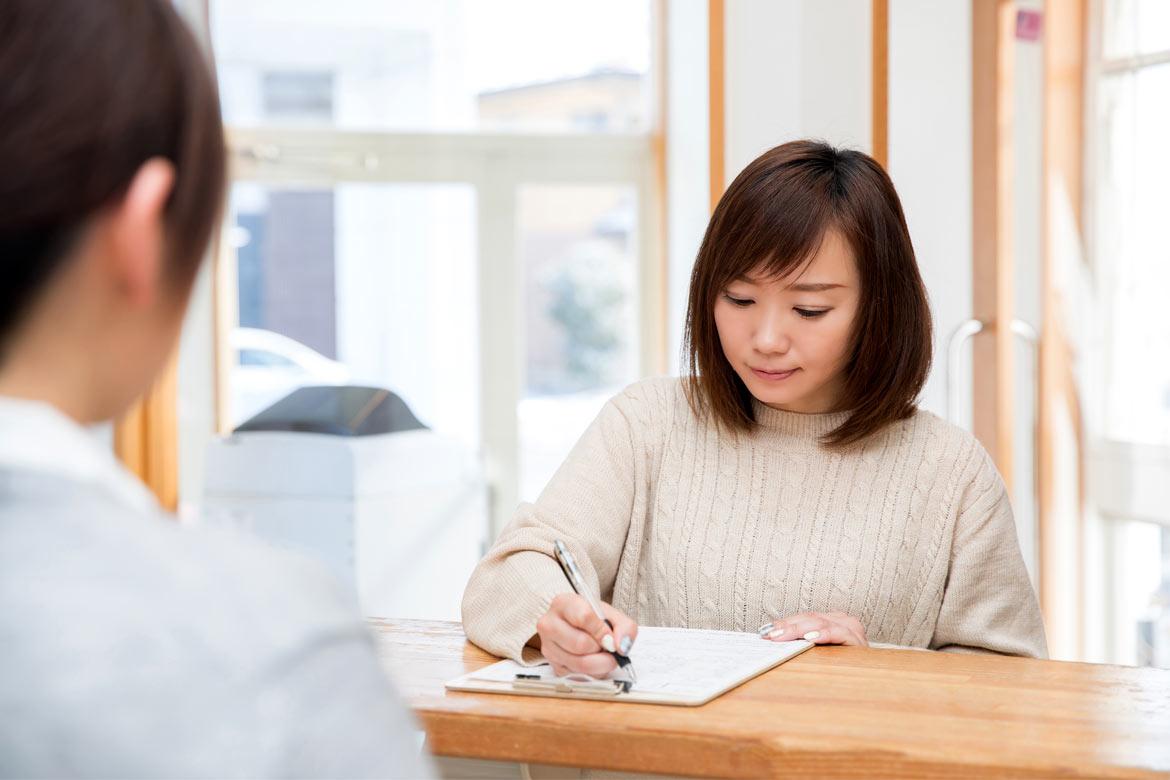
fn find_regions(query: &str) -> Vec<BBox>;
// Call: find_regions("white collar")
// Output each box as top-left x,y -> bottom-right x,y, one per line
0,396 -> 158,516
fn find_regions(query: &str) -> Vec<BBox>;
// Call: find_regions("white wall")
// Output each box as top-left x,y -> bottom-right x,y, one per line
725,0 -> 872,179
888,0 -> 972,421
666,0 -> 871,371
720,0 -> 974,423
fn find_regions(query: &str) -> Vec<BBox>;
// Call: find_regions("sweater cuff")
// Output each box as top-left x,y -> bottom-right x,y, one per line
490,551 -> 574,664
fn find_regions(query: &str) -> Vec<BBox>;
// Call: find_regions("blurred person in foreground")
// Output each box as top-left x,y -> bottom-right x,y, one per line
0,2 -> 432,777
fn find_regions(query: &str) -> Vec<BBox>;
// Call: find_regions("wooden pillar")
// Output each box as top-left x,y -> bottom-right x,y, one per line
114,355 -> 179,512
708,0 -> 725,212
871,0 -> 889,168
971,0 -> 1017,494
1040,0 -> 1087,657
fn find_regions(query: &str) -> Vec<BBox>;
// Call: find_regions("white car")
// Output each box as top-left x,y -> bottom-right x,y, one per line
231,327 -> 351,427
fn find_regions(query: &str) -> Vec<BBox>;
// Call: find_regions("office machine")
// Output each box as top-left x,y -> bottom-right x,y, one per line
203,386 -> 487,620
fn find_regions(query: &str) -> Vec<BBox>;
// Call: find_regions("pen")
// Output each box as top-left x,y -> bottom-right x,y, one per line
552,539 -> 637,683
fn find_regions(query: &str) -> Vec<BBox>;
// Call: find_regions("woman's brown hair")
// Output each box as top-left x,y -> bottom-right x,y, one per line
683,140 -> 932,448
0,0 -> 226,348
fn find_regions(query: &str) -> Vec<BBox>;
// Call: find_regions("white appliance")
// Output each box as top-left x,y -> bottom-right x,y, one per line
202,387 -> 487,621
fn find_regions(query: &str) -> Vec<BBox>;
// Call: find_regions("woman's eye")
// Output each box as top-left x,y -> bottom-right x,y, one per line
724,294 -> 753,307
794,308 -> 829,319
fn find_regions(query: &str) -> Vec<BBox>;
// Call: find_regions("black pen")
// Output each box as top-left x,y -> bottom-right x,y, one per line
552,539 -> 636,683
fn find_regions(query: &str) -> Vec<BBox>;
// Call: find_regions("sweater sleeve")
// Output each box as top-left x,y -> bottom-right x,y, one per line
460,385 -> 648,663
930,448 -> 1049,658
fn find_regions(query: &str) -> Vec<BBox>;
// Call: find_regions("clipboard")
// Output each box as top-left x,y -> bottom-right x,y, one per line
446,626 -> 813,707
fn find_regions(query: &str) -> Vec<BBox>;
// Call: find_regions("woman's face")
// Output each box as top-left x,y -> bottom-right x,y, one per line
713,228 -> 860,414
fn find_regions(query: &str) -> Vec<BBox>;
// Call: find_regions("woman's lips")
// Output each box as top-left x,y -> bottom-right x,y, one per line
751,367 -> 799,382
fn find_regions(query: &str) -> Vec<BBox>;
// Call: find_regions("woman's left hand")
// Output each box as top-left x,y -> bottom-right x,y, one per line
761,611 -> 869,646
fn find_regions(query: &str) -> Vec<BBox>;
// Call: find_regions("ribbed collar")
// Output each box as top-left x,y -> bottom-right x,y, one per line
751,398 -> 852,438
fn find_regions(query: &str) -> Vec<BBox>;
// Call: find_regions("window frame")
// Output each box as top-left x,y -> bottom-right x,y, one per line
219,125 -> 663,534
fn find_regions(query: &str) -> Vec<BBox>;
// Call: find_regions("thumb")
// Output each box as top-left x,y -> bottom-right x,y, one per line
601,602 -> 638,655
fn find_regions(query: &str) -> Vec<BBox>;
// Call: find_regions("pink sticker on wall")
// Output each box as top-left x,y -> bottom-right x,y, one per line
1016,9 -> 1043,42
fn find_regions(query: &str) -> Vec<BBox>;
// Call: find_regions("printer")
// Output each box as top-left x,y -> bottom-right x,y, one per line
202,386 -> 488,620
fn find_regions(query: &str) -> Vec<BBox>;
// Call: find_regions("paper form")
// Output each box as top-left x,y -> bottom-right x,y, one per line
458,626 -> 811,704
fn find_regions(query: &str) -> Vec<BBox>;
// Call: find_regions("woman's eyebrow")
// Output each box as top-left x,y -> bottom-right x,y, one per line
788,282 -> 846,292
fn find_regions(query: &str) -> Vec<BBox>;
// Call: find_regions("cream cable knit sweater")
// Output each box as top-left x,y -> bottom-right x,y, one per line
462,377 -> 1047,662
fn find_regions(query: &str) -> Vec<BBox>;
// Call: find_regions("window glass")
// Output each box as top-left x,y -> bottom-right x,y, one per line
1102,0 -> 1170,60
517,184 -> 640,501
210,0 -> 652,134
1096,64 -> 1170,445
225,182 -> 479,436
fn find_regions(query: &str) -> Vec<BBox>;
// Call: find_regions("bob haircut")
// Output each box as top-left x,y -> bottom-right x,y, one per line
0,0 -> 226,350
683,140 -> 932,448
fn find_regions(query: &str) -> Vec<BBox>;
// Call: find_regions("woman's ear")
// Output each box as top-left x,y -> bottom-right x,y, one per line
102,158 -> 176,308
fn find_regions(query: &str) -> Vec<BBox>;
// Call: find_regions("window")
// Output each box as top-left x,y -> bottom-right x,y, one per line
1101,0 -> 1170,59
212,0 -> 652,134
225,182 -> 479,433
238,349 -> 298,368
206,0 -> 662,540
518,184 -> 640,501
261,71 -> 334,121
1090,0 -> 1170,666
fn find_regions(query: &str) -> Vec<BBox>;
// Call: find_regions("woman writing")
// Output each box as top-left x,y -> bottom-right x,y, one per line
462,140 -> 1046,676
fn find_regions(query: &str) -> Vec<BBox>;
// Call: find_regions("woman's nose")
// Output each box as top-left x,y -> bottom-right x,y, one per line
753,308 -> 791,354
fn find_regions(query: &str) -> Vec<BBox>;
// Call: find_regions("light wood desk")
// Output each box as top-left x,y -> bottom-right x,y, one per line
371,619 -> 1170,779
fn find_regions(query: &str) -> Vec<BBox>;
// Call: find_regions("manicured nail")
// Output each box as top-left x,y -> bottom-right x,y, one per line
803,631 -> 821,641
758,622 -> 774,635
619,636 -> 632,655
601,635 -> 616,653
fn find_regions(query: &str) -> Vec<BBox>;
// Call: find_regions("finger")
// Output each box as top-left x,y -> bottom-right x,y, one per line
540,635 -> 583,673
757,614 -> 789,636
540,612 -> 602,656
601,603 -> 639,655
571,651 -> 620,678
766,615 -> 829,642
828,612 -> 868,641
770,616 -> 865,646
811,612 -> 868,644
802,621 -> 867,647
761,612 -> 821,635
552,594 -> 613,651
543,637 -> 618,677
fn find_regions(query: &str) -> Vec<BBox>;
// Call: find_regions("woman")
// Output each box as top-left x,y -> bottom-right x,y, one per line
0,2 -> 429,776
462,140 -> 1046,678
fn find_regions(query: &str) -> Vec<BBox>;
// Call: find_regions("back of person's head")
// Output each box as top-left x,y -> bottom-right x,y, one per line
0,0 -> 225,412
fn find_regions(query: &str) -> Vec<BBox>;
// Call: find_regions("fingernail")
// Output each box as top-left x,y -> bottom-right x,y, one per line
619,636 -> 632,655
803,631 -> 821,641
601,634 -> 616,653
767,629 -> 785,640
757,622 -> 774,635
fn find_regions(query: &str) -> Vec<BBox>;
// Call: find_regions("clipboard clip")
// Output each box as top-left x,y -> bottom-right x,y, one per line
513,673 -> 632,695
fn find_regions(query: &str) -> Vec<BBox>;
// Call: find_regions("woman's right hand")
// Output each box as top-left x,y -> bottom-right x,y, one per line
534,593 -> 638,677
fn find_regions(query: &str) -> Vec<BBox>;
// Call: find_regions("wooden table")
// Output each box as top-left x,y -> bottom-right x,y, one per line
370,619 -> 1170,779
